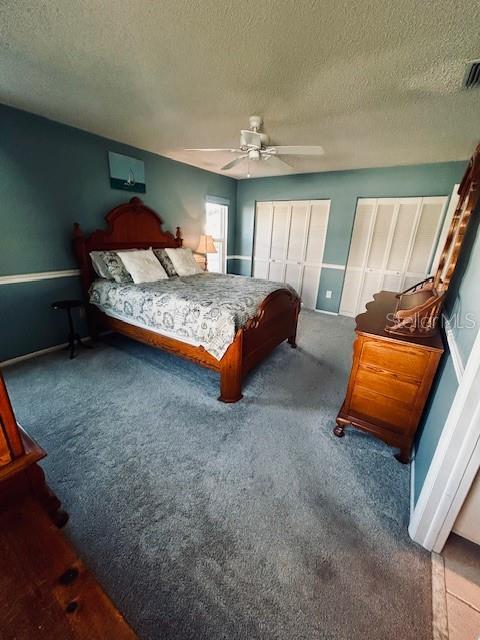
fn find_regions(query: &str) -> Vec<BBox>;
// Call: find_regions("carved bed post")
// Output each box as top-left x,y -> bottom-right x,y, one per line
218,330 -> 244,403
175,227 -> 183,247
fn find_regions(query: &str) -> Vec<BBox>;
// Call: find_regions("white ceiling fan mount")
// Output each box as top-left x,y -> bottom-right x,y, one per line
186,116 -> 324,176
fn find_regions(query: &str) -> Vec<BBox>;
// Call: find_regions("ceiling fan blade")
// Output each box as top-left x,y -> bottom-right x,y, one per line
185,148 -> 242,153
269,145 -> 324,156
221,155 -> 248,171
263,155 -> 294,170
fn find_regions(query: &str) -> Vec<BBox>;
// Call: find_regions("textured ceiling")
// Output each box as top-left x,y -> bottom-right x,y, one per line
1,0 -> 479,178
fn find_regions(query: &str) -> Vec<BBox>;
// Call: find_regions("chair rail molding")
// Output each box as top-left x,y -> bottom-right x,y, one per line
321,263 -> 346,271
0,269 -> 80,286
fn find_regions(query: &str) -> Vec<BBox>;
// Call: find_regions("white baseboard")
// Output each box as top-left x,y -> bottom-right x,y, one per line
0,335 -> 102,367
313,309 -> 338,316
1,342 -> 71,367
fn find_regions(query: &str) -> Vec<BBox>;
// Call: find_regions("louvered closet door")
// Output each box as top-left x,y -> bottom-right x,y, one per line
403,198 -> 449,290
285,201 -> 309,291
340,200 -> 376,317
340,196 -> 447,317
269,202 -> 290,282
253,200 -> 330,309
356,199 -> 397,313
301,201 -> 330,309
252,202 -> 273,279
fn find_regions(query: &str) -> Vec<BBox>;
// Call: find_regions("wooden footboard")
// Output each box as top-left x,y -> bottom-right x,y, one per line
219,288 -> 301,403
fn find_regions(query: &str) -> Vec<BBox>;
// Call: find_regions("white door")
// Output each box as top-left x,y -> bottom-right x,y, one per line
253,200 -> 330,309
340,196 -> 448,317
205,201 -> 228,273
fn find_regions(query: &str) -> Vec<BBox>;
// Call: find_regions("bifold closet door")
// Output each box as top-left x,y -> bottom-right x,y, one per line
253,200 -> 330,309
252,202 -> 273,279
284,201 -> 310,292
340,196 -> 448,317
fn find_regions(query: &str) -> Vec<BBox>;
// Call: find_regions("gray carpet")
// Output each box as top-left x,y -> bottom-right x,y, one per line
4,311 -> 431,640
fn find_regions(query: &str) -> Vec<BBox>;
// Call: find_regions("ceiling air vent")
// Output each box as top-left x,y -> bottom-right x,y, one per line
464,60 -> 480,89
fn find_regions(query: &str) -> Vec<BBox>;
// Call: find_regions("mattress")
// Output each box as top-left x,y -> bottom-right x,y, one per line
89,272 -> 296,360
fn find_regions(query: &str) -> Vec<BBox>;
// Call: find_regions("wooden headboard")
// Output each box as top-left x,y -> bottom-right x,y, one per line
73,197 -> 183,296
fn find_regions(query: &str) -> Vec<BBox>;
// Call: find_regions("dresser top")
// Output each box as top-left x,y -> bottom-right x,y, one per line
355,291 -> 444,352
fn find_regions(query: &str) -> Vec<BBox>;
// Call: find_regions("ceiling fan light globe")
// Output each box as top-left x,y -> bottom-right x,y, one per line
248,115 -> 263,131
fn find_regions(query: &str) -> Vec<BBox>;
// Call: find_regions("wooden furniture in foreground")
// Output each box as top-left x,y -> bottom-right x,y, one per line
73,197 -> 301,402
335,291 -> 443,462
0,369 -> 67,526
0,370 -> 137,638
0,498 -> 138,640
387,142 -> 480,338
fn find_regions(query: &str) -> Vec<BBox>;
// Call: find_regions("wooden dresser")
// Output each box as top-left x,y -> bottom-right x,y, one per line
335,291 -> 444,462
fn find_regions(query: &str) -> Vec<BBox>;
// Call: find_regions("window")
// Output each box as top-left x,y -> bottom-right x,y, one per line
205,200 -> 228,273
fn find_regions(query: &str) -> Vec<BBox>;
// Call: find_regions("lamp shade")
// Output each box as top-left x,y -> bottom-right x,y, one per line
196,234 -> 217,254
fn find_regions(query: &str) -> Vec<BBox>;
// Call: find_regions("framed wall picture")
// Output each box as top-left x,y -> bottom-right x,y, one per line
108,151 -> 146,193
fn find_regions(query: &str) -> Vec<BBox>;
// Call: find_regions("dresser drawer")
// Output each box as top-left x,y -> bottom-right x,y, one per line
355,365 -> 420,405
350,386 -> 413,433
360,340 -> 429,380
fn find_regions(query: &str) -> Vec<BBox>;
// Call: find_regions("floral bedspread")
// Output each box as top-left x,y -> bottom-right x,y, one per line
90,273 -> 297,360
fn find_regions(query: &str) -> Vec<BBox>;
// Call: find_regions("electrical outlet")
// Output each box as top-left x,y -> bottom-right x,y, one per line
326,290 -> 332,299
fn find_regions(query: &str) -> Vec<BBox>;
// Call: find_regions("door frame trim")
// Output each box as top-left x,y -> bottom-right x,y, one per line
409,321 -> 480,551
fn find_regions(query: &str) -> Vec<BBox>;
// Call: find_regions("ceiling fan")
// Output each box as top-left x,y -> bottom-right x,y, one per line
185,116 -> 324,176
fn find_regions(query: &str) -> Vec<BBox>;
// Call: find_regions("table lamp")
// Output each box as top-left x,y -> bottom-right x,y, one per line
196,234 -> 217,270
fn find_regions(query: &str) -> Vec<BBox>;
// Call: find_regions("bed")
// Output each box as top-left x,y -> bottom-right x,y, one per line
73,197 -> 301,402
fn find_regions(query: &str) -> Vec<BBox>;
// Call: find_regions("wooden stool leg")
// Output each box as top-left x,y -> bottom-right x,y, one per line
66,308 -> 76,359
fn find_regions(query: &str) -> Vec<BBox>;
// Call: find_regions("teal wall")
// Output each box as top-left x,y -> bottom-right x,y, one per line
414,202 -> 480,504
226,258 -> 251,277
0,104 -> 236,361
234,162 -> 466,311
414,353 -> 459,503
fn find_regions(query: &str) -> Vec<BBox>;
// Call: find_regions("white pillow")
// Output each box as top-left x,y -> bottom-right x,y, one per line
165,248 -> 203,276
116,249 -> 168,284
